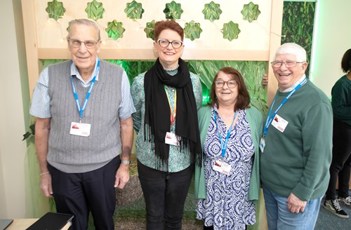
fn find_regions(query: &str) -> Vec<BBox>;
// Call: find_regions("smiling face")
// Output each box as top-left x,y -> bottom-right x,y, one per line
67,23 -> 101,79
272,53 -> 308,91
214,71 -> 239,107
154,29 -> 184,69
272,43 -> 309,91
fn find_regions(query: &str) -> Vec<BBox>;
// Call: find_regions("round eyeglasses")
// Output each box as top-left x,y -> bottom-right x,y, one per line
157,39 -> 183,49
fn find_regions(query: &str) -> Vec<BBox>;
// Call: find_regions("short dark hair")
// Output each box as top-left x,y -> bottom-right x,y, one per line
154,20 -> 184,41
209,67 -> 250,111
341,49 -> 351,73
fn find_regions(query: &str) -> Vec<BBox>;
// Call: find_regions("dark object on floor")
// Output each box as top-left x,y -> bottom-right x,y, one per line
26,212 -> 74,230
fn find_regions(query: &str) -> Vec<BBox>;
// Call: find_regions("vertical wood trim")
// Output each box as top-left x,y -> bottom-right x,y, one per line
267,0 -> 284,105
21,0 -> 39,97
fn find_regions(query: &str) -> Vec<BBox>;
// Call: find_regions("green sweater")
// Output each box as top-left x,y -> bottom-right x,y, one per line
194,105 -> 263,201
331,75 -> 351,126
261,80 -> 333,201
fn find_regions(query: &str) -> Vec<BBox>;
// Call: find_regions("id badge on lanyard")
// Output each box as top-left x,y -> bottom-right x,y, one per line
69,59 -> 100,137
211,111 -> 237,175
261,78 -> 307,152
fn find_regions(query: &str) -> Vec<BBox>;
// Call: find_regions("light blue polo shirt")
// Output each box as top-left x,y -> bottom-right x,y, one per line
30,58 -> 135,119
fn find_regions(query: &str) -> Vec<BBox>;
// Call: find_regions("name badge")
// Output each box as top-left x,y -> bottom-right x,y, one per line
212,159 -> 231,175
271,114 -> 288,133
260,137 -> 266,153
70,122 -> 91,137
165,132 -> 180,146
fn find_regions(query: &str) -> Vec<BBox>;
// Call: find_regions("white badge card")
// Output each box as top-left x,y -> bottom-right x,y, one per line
260,137 -> 266,153
271,114 -> 289,133
70,122 -> 91,137
165,132 -> 180,146
212,159 -> 232,175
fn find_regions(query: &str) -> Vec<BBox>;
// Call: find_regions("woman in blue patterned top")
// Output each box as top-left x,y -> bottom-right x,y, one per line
131,20 -> 203,229
195,67 -> 262,230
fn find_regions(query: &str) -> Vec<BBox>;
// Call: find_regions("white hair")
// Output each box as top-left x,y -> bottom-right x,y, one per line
67,18 -> 101,41
275,43 -> 307,62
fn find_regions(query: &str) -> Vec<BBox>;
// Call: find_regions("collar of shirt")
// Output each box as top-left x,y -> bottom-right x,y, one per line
280,75 -> 307,93
70,57 -> 100,87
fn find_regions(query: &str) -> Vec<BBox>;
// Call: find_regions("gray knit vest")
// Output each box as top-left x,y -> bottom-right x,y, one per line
47,60 -> 123,173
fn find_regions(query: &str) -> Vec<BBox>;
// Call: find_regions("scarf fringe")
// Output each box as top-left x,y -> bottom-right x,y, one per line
144,123 -> 202,170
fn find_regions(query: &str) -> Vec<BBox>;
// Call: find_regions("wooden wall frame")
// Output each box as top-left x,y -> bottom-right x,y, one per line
21,0 -> 283,102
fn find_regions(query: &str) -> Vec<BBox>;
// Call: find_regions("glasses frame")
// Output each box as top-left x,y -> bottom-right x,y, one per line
68,38 -> 100,49
215,80 -> 237,88
157,39 -> 183,49
271,60 -> 305,68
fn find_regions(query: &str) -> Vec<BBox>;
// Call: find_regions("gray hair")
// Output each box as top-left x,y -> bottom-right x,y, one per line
275,43 -> 307,62
67,19 -> 101,41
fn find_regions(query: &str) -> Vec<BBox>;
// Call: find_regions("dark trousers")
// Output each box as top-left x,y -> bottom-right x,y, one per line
137,161 -> 194,230
326,119 -> 351,200
49,157 -> 119,230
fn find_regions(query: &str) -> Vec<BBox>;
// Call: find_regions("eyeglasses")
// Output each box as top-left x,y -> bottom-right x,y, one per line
215,80 -> 237,88
68,39 -> 99,49
157,39 -> 183,49
271,60 -> 304,68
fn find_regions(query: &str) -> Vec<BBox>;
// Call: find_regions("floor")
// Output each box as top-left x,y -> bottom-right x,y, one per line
114,199 -> 351,230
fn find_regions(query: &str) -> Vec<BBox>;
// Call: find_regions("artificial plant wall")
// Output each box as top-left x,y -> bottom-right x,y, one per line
281,1 -> 315,75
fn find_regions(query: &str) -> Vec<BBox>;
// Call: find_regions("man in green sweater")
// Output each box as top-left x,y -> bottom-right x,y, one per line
260,43 -> 333,230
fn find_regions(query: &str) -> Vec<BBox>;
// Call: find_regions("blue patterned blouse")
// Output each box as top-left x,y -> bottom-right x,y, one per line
197,107 -> 255,229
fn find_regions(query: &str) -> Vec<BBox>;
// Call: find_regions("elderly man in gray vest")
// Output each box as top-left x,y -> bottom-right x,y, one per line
30,19 -> 135,230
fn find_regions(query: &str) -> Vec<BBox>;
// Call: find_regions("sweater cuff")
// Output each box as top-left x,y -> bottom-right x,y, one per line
292,183 -> 313,201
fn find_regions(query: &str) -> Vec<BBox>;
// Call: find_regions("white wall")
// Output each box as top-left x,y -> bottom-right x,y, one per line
0,0 -> 30,218
310,0 -> 351,97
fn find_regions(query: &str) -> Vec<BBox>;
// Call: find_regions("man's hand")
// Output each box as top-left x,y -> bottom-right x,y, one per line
116,116 -> 133,189
40,173 -> 53,197
114,164 -> 130,189
262,74 -> 268,87
287,193 -> 307,213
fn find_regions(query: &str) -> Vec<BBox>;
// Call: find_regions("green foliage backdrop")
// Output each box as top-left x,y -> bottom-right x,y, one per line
41,59 -> 268,113
281,1 -> 315,75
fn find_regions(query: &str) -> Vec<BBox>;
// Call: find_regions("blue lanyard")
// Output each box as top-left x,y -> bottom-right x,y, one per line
263,78 -> 307,137
70,60 -> 100,121
214,111 -> 238,158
